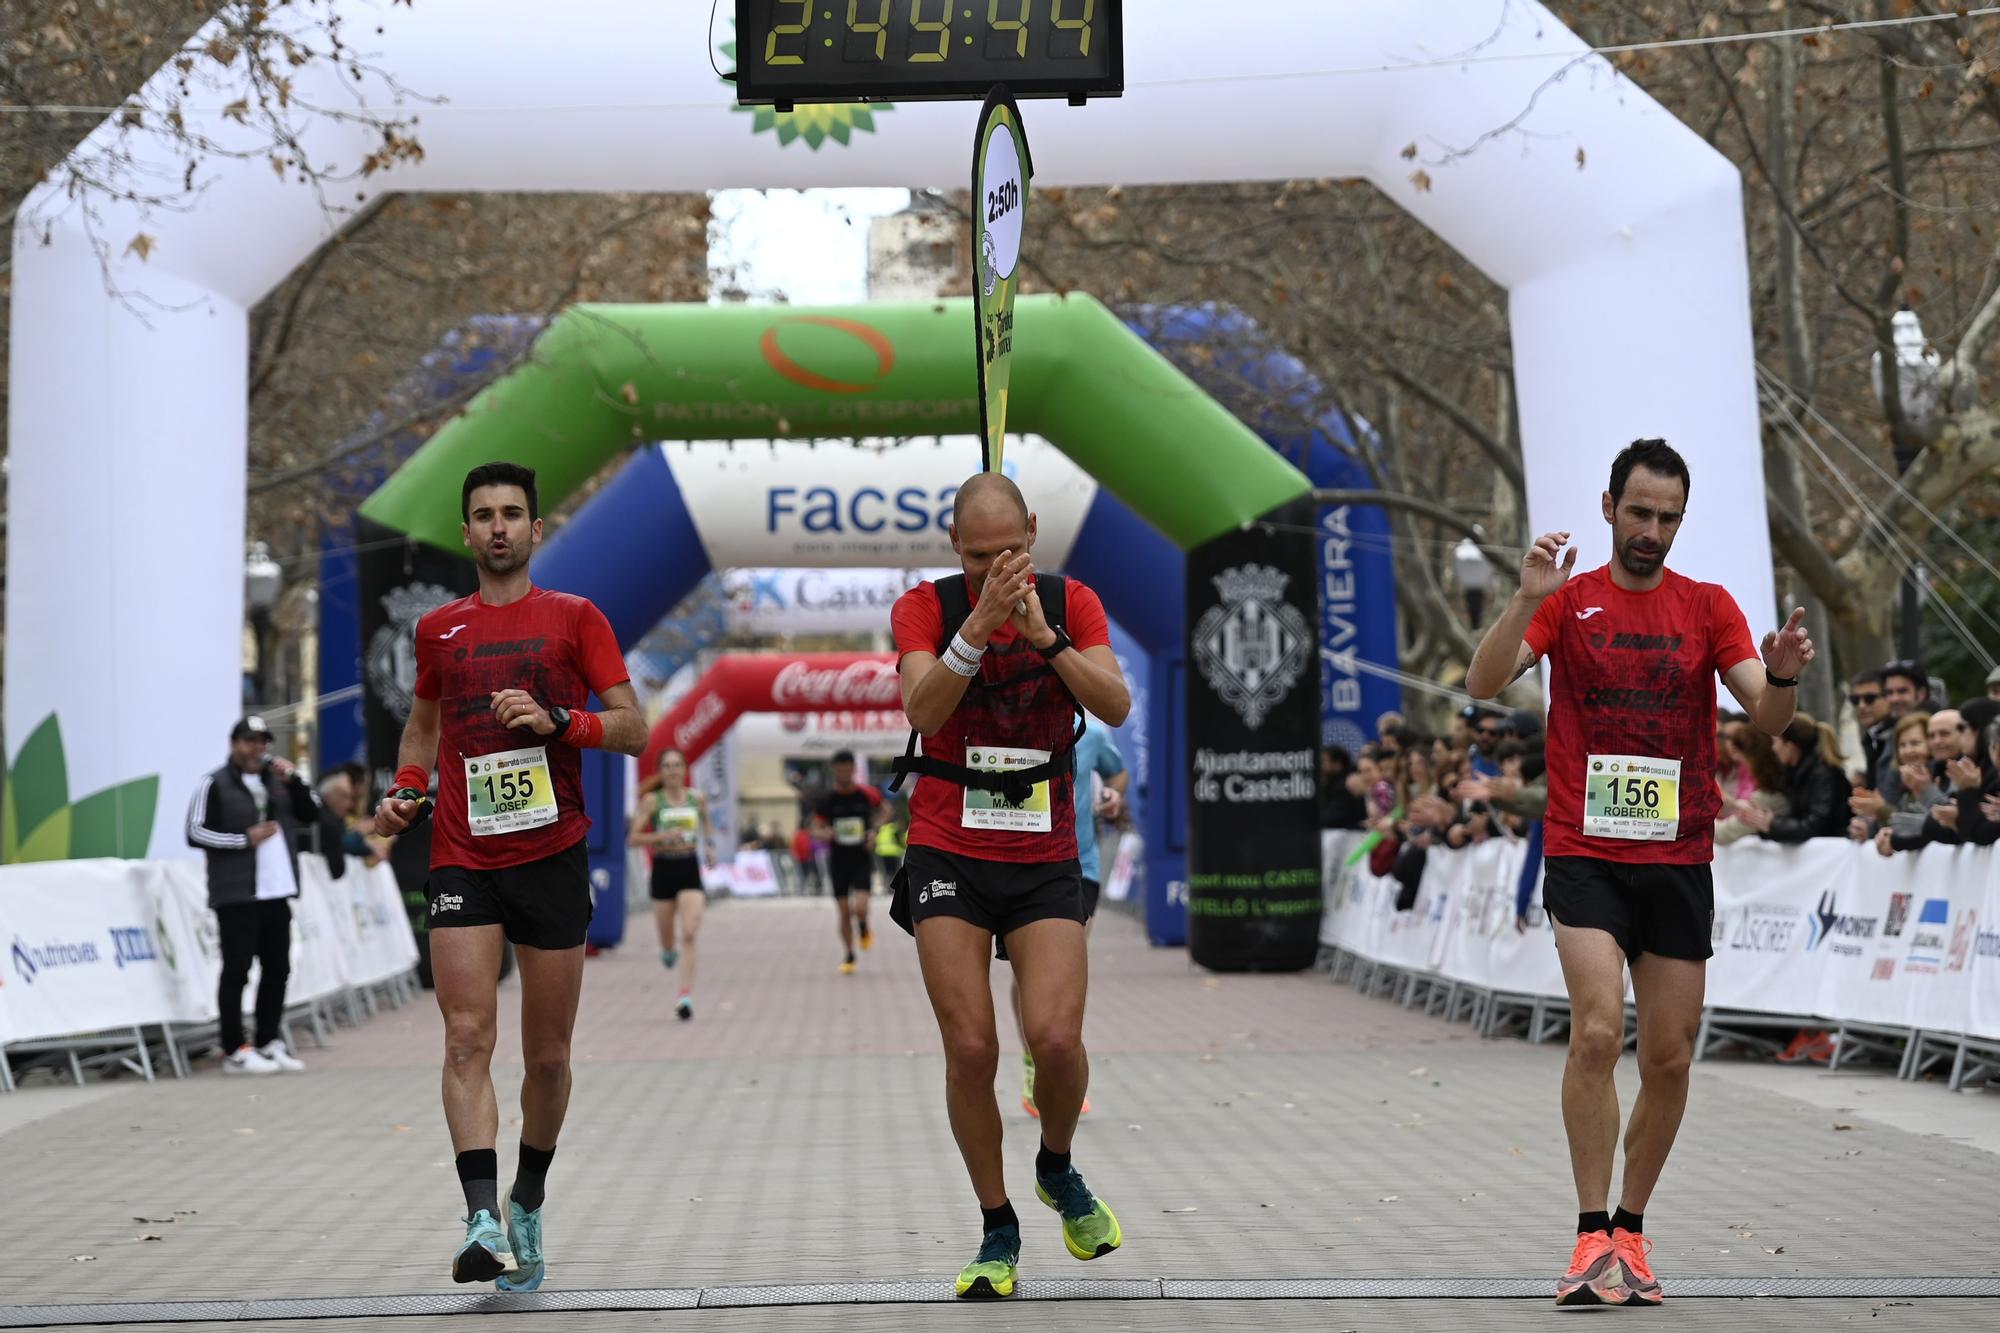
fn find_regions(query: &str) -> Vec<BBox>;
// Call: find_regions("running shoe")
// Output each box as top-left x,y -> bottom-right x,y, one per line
1021,1052 -> 1038,1118
257,1039 -> 305,1073
1035,1165 -> 1122,1260
839,956 -> 857,975
859,920 -> 874,951
495,1192 -> 544,1292
1554,1230 -> 1629,1306
1776,1029 -> 1823,1064
452,1209 -> 511,1284
1808,1032 -> 1841,1065
675,989 -> 694,1022
954,1223 -> 1020,1299
221,1044 -> 278,1076
660,948 -> 679,970
1611,1229 -> 1663,1306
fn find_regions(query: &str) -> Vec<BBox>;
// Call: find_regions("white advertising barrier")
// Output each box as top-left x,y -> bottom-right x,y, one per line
0,860 -> 181,1044
1,856 -> 417,1046
726,849 -> 780,899
1323,833 -> 2000,1040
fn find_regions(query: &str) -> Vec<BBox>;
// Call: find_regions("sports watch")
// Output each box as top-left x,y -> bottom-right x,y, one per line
546,705 -> 572,737
1035,627 -> 1073,662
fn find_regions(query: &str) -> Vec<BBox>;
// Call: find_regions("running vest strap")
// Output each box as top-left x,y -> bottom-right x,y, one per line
888,574 -> 1084,804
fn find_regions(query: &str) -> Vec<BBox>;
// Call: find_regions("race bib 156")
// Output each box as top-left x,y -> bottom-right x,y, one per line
1583,754 -> 1681,842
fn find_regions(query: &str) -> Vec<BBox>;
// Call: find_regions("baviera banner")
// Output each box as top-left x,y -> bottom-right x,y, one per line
972,86 -> 1031,474
357,516 -> 477,798
1184,497 -> 1323,972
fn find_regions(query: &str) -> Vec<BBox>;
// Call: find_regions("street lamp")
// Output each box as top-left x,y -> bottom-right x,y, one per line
1869,307 -> 1942,660
1453,530 -> 1495,627
245,541 -> 283,705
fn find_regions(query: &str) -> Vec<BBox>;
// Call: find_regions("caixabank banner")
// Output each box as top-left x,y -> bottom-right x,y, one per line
1185,497 -> 1323,972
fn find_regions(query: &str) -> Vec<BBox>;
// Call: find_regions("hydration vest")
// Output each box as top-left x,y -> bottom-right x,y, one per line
888,573 -> 1085,808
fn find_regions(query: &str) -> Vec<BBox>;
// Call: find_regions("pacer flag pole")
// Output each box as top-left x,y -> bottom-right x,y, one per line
973,86 -> 1032,474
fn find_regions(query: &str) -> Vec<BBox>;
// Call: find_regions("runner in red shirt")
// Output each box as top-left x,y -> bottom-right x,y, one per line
1467,439 -> 1813,1308
372,462 -> 645,1292
889,473 -> 1129,1299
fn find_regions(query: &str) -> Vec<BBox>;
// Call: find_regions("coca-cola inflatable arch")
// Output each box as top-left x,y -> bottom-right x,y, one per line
641,654 -> 902,771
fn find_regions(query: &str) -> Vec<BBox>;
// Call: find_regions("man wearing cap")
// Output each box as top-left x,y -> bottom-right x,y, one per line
1986,665 -> 2000,703
185,716 -> 323,1075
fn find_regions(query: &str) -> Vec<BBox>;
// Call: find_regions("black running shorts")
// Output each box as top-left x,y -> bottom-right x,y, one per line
893,844 -> 1085,941
828,849 -> 874,899
426,839 -> 592,950
649,854 -> 704,901
1541,855 -> 1715,963
1080,876 -> 1101,923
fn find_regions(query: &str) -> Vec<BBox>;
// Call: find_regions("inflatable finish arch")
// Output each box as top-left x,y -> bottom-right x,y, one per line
10,0 -> 1772,859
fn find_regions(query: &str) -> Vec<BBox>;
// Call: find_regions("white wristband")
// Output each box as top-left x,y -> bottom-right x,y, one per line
943,631 -> 985,676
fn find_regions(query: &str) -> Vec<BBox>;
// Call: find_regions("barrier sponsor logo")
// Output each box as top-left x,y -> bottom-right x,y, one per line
1883,891 -> 1913,937
1807,890 -> 1879,957
1903,897 -> 1950,974
1193,564 -> 1311,730
109,925 -> 158,969
772,659 -> 901,709
1946,909 -> 1979,973
1977,927 -> 2000,959
1724,904 -> 1803,953
155,908 -> 178,972
1316,507 -> 1366,751
10,934 -> 103,984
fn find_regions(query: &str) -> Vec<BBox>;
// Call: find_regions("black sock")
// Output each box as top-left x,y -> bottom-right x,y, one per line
512,1142 -> 557,1213
981,1201 -> 1019,1234
1578,1210 -> 1612,1236
1611,1207 -> 1642,1235
456,1149 -> 499,1220
1036,1142 -> 1072,1181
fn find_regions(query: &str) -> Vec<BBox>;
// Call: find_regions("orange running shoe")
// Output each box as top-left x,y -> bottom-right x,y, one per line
1610,1228 -> 1663,1305
1555,1230 -> 1630,1306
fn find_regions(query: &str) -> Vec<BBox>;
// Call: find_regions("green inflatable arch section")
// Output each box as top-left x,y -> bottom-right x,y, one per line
360,294 -> 1311,550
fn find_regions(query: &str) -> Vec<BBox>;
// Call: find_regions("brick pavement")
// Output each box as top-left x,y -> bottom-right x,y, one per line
2,897 -> 1995,1332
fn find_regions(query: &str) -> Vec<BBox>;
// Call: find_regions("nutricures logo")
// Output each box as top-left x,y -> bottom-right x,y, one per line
10,934 -> 103,984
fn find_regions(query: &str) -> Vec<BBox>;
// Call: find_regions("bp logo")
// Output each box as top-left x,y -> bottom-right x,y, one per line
719,31 -> 891,149
1193,564 -> 1311,730
365,583 -> 459,723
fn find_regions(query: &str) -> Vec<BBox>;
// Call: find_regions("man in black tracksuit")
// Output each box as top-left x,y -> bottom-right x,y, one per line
184,715 -> 322,1074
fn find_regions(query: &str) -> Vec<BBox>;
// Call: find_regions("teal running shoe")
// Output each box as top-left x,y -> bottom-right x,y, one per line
954,1223 -> 1021,1299
1036,1166 -> 1123,1261
451,1209 -> 510,1284
495,1192 -> 544,1292
661,948 -> 679,970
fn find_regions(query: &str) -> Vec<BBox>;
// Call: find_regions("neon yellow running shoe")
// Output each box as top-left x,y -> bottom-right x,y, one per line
1021,1052 -> 1038,1117
954,1223 -> 1020,1299
1036,1166 -> 1123,1261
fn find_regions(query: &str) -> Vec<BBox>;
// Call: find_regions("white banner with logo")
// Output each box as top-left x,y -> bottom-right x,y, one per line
664,435 -> 1092,570
1,855 -> 417,1046
721,567 -> 947,636
1322,833 -> 1999,1042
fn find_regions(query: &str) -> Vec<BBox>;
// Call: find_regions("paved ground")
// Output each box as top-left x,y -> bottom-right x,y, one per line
2,896 -> 1995,1331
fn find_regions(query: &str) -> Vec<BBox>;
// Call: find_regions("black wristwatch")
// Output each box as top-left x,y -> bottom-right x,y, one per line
1764,668 -> 1799,689
1035,627 -> 1073,662
545,705 -> 572,737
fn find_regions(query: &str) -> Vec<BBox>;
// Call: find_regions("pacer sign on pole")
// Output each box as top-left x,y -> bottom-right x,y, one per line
1185,497 -> 1324,971
973,86 -> 1031,474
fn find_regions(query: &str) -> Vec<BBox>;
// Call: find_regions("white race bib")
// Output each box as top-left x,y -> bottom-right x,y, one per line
464,746 -> 559,836
961,745 -> 1053,833
1583,754 -> 1681,842
833,816 -> 867,846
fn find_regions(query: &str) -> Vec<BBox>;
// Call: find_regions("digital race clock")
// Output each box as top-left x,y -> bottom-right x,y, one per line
734,1 -> 1123,108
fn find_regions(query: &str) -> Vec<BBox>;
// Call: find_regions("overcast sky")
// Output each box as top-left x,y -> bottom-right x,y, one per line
708,187 -> 912,305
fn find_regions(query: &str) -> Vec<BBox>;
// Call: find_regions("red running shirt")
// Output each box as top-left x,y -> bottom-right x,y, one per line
414,588 -> 629,871
1525,566 -> 1759,865
891,577 -> 1111,864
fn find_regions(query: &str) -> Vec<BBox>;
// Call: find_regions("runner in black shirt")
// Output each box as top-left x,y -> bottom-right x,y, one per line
811,749 -> 885,974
